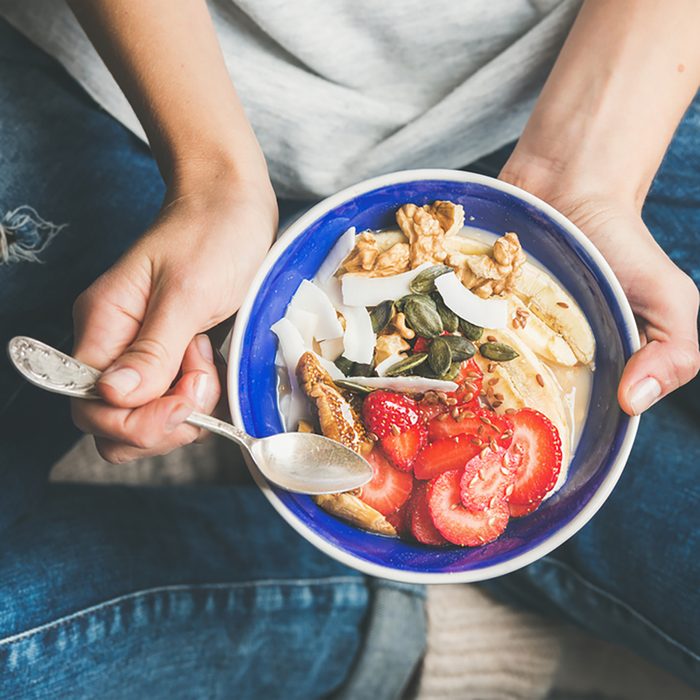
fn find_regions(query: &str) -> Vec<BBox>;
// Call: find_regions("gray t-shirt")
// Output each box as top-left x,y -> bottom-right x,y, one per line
1,0 -> 580,198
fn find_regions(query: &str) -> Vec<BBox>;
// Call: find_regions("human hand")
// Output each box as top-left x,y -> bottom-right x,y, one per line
71,178 -> 277,462
500,164 -> 700,416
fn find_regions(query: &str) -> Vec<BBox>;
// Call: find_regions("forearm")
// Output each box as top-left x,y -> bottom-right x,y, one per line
503,0 -> 700,208
68,0 -> 271,197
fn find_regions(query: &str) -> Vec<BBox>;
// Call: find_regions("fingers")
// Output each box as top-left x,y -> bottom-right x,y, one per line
618,277 -> 700,415
619,337 -> 700,415
96,283 -> 202,408
72,335 -> 221,463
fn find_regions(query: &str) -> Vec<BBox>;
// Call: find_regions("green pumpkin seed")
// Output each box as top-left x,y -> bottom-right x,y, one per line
370,300 -> 394,334
396,293 -> 436,312
384,352 -> 429,377
439,362 -> 462,381
403,298 -> 443,338
433,294 -> 459,333
479,342 -> 519,362
336,379 -> 374,395
334,355 -> 355,375
352,362 -> 375,377
428,337 -> 452,376
409,264 -> 452,294
441,335 -> 476,361
458,318 -> 484,341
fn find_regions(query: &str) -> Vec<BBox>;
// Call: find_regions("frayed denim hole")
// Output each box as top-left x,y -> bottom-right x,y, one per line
0,205 -> 67,264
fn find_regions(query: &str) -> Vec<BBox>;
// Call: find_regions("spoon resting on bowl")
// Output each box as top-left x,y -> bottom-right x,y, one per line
7,336 -> 372,495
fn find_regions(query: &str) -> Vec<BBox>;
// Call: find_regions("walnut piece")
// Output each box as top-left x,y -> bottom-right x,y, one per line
388,311 -> 415,340
374,242 -> 410,276
374,333 -> 410,365
446,232 -> 525,298
296,352 -> 372,455
338,231 -> 378,274
396,200 -> 465,268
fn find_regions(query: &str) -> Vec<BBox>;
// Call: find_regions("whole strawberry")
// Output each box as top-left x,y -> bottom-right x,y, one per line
362,391 -> 420,439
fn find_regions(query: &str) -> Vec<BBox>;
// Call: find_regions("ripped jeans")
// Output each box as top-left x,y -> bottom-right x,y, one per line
1,17 -> 699,699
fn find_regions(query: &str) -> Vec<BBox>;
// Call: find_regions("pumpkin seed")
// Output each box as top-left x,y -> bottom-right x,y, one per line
440,362 -> 462,381
370,300 -> 394,334
404,298 -> 443,338
409,264 -> 452,294
428,337 -> 452,376
479,342 -> 519,362
396,293 -> 436,312
433,294 -> 459,332
334,356 -> 355,375
336,379 -> 374,395
441,334 -> 476,361
352,361 -> 375,377
458,317 -> 484,341
384,352 -> 429,377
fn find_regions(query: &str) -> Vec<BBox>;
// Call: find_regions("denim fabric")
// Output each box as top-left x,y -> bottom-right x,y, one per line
471,98 -> 700,689
0,21 -> 426,700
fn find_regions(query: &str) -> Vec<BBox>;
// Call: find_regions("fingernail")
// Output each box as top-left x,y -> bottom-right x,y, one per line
166,403 -> 192,432
100,367 -> 141,396
196,334 -> 214,363
194,373 -> 209,408
628,377 -> 662,415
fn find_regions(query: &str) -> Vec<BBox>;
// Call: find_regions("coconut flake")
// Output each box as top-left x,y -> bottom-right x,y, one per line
319,337 -> 345,361
374,352 -> 406,377
319,356 -> 345,380
341,262 -> 433,307
284,305 -> 316,348
316,226 -> 356,282
289,279 -> 344,340
343,376 -> 458,393
434,272 -> 508,329
341,305 -> 375,364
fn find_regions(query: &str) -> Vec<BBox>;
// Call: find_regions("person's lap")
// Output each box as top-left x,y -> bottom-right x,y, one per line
1,15 -> 698,696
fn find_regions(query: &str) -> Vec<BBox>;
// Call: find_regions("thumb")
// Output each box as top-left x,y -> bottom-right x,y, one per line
619,337 -> 700,415
97,289 -> 201,408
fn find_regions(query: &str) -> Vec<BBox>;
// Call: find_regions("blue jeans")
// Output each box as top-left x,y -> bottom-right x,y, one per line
0,18 -> 698,697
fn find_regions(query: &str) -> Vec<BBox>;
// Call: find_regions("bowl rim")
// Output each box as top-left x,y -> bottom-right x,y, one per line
227,168 -> 640,584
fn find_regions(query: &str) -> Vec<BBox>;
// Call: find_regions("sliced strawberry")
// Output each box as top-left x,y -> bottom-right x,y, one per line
362,391 -> 419,439
428,469 -> 510,546
429,406 -> 513,448
412,337 -> 431,354
449,358 -> 483,402
413,435 -> 481,480
459,448 -> 516,511
359,448 -> 413,516
409,481 -> 449,546
386,501 -> 412,536
380,424 -> 427,471
416,401 -> 449,423
507,408 -> 562,511
509,501 -> 540,518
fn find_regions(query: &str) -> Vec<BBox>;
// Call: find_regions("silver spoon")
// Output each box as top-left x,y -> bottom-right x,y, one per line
7,336 -> 372,495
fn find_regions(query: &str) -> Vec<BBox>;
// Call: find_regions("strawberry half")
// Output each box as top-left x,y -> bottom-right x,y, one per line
428,469 -> 510,546
429,406 -> 513,446
413,435 -> 481,480
507,408 -> 562,516
409,481 -> 449,546
459,448 -> 516,511
386,501 -> 412,536
359,448 -> 413,516
380,424 -> 427,471
362,391 -> 419,439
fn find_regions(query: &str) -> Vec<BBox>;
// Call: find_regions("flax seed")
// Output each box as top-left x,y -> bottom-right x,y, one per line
505,407 -> 516,415
445,397 -> 458,406
490,438 -> 498,451
492,400 -> 503,408
451,407 -> 460,419
470,437 -> 481,446
464,392 -> 474,403
512,319 -> 520,329
462,410 -> 475,419
487,335 -> 497,342
487,362 -> 496,373
500,467 -> 510,476
494,392 -> 504,401
466,371 -> 480,379
502,429 -> 513,439
478,469 -> 486,480
480,446 -> 490,459
437,391 -> 448,402
505,484 -> 514,497
390,424 -> 400,436
437,412 -> 449,421
557,301 -> 569,308
469,473 -> 480,487
479,415 -> 490,425
488,377 -> 499,386
489,496 -> 498,509
536,373 -> 545,387
368,432 -> 379,442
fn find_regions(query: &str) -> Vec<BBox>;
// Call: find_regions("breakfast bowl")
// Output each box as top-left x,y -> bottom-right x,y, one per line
227,169 -> 640,583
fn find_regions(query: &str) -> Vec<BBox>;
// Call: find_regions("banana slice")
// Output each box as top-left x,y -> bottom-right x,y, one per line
512,265 -> 595,366
313,493 -> 397,536
444,234 -> 491,256
476,328 -> 572,468
508,296 -> 577,367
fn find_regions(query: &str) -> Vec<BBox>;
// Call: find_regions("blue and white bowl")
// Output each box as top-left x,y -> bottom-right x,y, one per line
228,170 -> 640,583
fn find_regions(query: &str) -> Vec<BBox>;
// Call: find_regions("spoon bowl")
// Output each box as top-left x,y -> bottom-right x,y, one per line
7,336 -> 372,495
